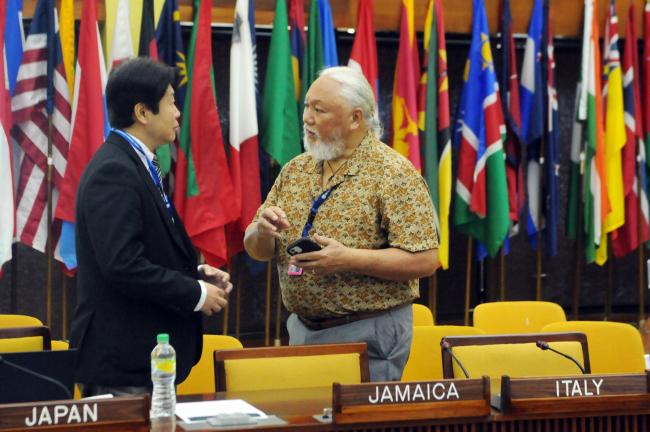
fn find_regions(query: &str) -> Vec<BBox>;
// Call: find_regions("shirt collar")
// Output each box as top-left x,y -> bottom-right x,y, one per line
120,130 -> 155,162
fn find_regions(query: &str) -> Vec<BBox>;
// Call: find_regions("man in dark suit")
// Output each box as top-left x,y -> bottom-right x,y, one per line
70,58 -> 231,397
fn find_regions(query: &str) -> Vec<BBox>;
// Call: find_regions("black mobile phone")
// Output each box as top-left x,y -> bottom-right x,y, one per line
286,237 -> 322,255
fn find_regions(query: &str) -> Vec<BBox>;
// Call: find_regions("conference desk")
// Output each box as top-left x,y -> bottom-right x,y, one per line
3,386 -> 650,431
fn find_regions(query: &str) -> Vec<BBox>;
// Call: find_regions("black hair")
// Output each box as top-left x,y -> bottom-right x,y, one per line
105,57 -> 178,129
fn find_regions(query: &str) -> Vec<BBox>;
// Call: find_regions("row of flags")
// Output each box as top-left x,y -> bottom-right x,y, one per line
3,0 -> 650,280
0,0 -> 263,275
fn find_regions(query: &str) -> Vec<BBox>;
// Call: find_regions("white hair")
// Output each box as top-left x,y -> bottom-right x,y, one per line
318,66 -> 382,139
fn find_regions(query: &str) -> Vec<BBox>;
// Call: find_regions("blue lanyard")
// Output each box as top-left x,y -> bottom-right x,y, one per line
301,184 -> 339,237
112,129 -> 174,220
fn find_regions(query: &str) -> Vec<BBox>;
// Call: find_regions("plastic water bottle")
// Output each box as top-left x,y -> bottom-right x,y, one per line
150,333 -> 176,421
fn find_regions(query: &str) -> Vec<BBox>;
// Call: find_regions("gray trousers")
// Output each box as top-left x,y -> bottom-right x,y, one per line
287,304 -> 413,382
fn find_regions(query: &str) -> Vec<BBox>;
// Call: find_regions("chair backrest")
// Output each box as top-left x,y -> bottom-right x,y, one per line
473,301 -> 566,334
412,304 -> 434,326
0,326 -> 52,352
441,332 -> 590,395
401,325 -> 485,382
177,334 -> 243,395
214,342 -> 369,392
0,314 -> 43,328
542,321 -> 646,374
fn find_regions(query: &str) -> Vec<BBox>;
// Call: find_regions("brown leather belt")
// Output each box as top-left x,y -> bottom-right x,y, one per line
297,303 -> 410,331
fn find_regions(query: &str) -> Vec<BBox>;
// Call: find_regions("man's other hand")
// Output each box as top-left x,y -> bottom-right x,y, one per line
200,282 -> 229,316
199,265 -> 233,294
256,206 -> 290,239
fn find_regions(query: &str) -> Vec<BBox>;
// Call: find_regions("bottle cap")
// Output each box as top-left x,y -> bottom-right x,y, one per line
157,333 -> 169,344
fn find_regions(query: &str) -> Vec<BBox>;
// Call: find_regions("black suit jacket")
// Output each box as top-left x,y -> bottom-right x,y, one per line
69,131 -> 202,387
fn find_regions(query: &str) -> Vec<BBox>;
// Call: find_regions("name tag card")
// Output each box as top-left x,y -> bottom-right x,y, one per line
499,372 -> 650,415
0,395 -> 149,430
332,378 -> 490,424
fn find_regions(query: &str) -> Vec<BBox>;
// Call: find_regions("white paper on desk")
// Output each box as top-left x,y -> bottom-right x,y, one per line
176,399 -> 268,423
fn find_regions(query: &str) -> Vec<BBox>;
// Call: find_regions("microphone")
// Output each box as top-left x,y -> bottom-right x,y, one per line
441,340 -> 470,378
0,355 -> 73,399
535,340 -> 586,374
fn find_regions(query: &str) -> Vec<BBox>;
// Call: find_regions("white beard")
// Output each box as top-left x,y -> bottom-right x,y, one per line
303,126 -> 346,161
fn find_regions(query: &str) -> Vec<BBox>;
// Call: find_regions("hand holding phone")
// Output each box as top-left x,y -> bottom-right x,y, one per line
286,237 -> 322,256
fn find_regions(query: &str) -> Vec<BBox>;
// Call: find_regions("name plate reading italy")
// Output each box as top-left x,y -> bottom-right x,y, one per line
0,395 -> 149,430
332,378 -> 490,424
499,372 -> 650,415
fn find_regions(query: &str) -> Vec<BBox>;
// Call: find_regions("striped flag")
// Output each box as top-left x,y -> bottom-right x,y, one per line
54,0 -> 109,270
11,0 -> 71,256
106,0 -> 134,71
226,0 -> 262,256
579,0 -> 606,264
174,0 -> 237,267
596,1 -> 626,265
500,0 -> 524,234
348,0 -> 378,101
418,0 -> 451,269
392,0 -> 421,170
612,4 -> 649,257
520,0 -> 544,248
288,0 -> 306,102
544,6 -> 559,257
0,1 -> 15,272
453,0 -> 509,257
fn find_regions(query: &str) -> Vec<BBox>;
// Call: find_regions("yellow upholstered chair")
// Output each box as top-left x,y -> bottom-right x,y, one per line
214,342 -> 369,392
177,334 -> 243,395
412,304 -> 434,326
473,301 -> 566,334
0,314 -> 43,328
542,321 -> 646,374
0,326 -> 52,352
441,333 -> 590,395
402,325 -> 485,381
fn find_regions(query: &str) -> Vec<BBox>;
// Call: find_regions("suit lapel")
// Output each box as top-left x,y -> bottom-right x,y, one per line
109,133 -> 195,261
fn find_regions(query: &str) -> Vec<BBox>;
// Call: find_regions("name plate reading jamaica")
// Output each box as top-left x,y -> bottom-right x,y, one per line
336,378 -> 488,407
0,396 -> 149,430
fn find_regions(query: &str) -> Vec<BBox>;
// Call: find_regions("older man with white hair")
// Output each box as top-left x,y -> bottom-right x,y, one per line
245,66 -> 439,381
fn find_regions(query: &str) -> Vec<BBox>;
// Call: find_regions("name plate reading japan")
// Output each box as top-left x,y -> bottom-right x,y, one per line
499,372 -> 650,415
0,395 -> 149,430
332,378 -> 490,424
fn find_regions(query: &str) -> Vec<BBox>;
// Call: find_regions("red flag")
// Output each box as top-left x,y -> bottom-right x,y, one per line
348,0 -> 378,101
55,0 -> 107,225
612,4 -> 649,257
226,0 -> 261,257
391,0 -> 421,170
174,0 -> 236,267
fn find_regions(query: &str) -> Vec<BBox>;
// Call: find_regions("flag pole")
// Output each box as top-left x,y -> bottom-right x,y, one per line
222,261 -> 232,335
536,232 -> 542,300
606,246 -> 613,320
464,237 -> 473,325
638,170 -> 645,326
274,283 -> 282,346
572,160 -> 584,320
10,244 -> 17,313
61,274 -> 67,340
46,116 -> 54,327
499,247 -> 505,300
428,274 -> 437,321
235,256 -> 242,340
264,261 -> 272,346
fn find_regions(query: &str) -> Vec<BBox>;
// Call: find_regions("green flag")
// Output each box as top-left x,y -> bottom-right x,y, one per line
301,0 -> 324,103
261,0 -> 301,167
